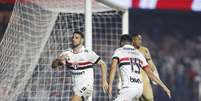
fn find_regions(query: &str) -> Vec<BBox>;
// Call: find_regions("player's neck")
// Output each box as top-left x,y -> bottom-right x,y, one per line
72,45 -> 83,53
134,45 -> 140,49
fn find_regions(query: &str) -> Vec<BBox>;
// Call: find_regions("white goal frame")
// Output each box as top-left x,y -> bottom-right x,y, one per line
86,0 -> 129,49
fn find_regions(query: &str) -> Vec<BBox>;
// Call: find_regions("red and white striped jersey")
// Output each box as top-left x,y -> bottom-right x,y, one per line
112,44 -> 148,87
60,46 -> 100,86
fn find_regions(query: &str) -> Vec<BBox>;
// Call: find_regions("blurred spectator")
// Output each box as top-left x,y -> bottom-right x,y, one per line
130,11 -> 201,101
130,9 -> 201,101
0,10 -> 11,41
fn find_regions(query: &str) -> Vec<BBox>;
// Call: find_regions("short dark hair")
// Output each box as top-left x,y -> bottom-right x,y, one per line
120,34 -> 132,43
73,31 -> 84,38
132,33 -> 142,39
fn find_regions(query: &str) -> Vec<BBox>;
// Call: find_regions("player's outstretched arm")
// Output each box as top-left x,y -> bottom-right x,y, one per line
97,59 -> 109,94
52,55 -> 66,69
143,66 -> 171,99
108,58 -> 118,97
145,48 -> 160,84
143,47 -> 157,72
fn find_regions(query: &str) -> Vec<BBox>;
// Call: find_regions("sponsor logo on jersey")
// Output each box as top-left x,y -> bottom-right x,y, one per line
72,62 -> 79,69
70,71 -> 85,75
130,77 -> 141,83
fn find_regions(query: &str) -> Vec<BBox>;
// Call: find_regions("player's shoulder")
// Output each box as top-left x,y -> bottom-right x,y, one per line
140,46 -> 150,53
111,48 -> 120,56
134,49 -> 144,56
114,47 -> 123,53
140,46 -> 149,51
139,46 -> 152,59
83,47 -> 94,53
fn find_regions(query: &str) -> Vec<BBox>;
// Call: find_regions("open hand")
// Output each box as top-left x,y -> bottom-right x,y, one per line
163,86 -> 171,99
102,80 -> 109,94
108,84 -> 112,98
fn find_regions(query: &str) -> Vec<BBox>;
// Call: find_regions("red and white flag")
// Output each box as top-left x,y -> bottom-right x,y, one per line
1,0 -> 201,12
106,0 -> 201,12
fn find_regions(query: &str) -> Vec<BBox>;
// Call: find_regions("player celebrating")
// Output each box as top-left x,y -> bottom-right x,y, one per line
52,31 -> 108,101
132,34 -> 160,101
108,35 -> 171,101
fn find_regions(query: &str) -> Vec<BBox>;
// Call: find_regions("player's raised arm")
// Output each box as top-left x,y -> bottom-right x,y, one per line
143,66 -> 171,99
145,47 -> 160,84
96,59 -> 109,93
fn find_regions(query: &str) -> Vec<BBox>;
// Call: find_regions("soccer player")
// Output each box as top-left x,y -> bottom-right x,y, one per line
108,35 -> 171,101
132,34 -> 160,101
52,31 -> 108,101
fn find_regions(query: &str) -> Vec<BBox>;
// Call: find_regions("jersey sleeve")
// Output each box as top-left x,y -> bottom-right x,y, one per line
88,50 -> 101,64
59,51 -> 70,61
59,51 -> 68,56
138,52 -> 149,68
112,49 -> 120,61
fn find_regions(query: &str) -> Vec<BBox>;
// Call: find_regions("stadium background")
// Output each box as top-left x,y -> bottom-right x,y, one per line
0,1 -> 201,101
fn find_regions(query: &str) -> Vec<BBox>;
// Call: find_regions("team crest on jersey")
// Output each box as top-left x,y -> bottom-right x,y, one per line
84,49 -> 89,53
65,55 -> 70,61
72,62 -> 79,69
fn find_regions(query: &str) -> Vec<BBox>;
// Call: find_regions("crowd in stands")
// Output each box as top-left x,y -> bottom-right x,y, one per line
141,33 -> 201,101
130,9 -> 201,101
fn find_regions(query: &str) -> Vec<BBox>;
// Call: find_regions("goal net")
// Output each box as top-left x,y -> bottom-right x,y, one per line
0,0 -> 122,101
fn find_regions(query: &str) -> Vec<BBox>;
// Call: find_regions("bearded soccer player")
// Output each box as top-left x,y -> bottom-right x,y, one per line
108,35 -> 171,101
52,31 -> 108,101
132,34 -> 160,101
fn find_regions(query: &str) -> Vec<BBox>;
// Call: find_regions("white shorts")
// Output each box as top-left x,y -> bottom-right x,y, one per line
114,86 -> 143,101
73,84 -> 93,100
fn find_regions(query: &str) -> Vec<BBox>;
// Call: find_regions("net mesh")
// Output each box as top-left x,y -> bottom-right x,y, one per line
0,0 -> 122,100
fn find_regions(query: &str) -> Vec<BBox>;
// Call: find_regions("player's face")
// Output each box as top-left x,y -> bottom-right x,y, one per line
132,36 -> 142,47
71,33 -> 83,48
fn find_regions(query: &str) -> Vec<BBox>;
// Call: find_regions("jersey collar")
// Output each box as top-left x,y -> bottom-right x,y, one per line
71,46 -> 85,54
122,44 -> 134,48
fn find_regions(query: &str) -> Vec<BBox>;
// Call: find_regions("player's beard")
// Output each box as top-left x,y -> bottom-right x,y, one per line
71,43 -> 81,49
136,45 -> 140,49
133,43 -> 141,49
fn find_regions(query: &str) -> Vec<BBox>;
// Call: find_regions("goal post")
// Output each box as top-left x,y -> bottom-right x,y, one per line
86,0 -> 129,49
122,10 -> 129,34
85,0 -> 93,50
97,0 -> 129,34
0,0 -> 129,101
